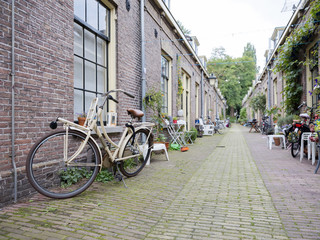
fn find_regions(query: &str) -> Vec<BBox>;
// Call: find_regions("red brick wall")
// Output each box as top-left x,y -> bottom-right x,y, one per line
0,0 -> 73,207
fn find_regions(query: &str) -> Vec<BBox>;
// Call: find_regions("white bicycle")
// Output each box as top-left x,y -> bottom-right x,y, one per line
26,89 -> 154,199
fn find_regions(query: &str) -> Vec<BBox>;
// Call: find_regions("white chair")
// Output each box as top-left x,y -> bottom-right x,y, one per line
144,143 -> 169,165
267,135 -> 286,150
300,132 -> 317,163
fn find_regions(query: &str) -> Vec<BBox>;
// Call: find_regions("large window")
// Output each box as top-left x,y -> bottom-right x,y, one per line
161,55 -> 169,113
74,0 -> 110,120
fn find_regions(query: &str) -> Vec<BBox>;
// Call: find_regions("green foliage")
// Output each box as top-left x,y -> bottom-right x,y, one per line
277,114 -> 295,127
274,2 -> 319,114
59,167 -> 92,188
176,20 -> 191,35
266,105 -> 281,122
239,107 -> 247,123
207,44 -> 257,112
143,88 -> 164,137
310,0 -> 320,21
189,127 -> 198,142
95,168 -> 114,183
249,94 -> 266,112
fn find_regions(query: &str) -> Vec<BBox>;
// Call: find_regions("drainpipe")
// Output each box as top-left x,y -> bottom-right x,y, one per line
140,0 -> 146,122
267,65 -> 271,125
201,71 -> 204,119
11,0 -> 17,203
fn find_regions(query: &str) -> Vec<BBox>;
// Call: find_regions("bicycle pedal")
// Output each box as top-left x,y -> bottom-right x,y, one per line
115,173 -> 123,182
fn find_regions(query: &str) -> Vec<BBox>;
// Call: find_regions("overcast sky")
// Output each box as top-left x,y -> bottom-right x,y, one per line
170,0 -> 297,72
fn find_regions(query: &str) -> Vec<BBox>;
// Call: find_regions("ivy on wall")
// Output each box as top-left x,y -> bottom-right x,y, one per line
274,0 -> 319,114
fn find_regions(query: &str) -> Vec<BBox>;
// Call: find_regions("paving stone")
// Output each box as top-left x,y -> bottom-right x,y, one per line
1,125 -> 319,239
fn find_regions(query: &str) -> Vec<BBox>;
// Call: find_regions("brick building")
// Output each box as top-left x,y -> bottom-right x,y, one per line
0,0 -> 226,207
242,0 -> 319,124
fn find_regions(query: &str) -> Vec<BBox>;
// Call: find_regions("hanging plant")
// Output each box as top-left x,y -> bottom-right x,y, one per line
177,56 -> 183,95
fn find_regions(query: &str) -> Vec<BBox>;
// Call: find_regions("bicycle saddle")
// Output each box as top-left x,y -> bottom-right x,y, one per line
127,108 -> 144,118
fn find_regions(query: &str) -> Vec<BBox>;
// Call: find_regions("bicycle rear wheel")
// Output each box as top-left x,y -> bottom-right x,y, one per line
291,142 -> 300,158
119,128 -> 152,177
26,129 -> 101,199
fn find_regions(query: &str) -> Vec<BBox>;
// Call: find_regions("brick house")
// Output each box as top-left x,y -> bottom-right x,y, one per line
0,0 -> 226,207
242,0 -> 319,125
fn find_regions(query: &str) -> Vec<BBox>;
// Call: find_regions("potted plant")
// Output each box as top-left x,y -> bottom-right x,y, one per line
173,117 -> 178,124
77,112 -> 87,126
274,133 -> 282,146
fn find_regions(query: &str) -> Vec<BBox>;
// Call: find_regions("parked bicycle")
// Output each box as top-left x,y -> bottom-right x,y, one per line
26,89 -> 154,199
260,115 -> 272,135
285,102 -> 315,158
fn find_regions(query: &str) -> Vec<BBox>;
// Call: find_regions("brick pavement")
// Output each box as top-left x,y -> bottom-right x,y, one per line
0,124 -> 319,239
243,125 -> 320,239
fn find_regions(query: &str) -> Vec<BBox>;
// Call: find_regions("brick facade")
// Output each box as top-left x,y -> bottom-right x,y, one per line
0,0 -> 224,207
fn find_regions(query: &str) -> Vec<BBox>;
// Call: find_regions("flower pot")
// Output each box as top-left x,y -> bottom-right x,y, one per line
78,117 -> 86,126
173,119 -> 177,123
274,137 -> 281,146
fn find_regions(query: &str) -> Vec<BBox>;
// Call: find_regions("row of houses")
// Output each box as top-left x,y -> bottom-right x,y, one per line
0,0 -> 226,207
242,0 -> 319,125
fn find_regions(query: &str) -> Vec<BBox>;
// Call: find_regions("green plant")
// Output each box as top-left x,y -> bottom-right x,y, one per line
173,117 -> 178,121
249,94 -> 266,113
156,133 -> 166,142
189,127 -> 198,142
77,112 -> 87,118
59,167 -> 92,188
274,1 -> 319,114
238,107 -> 247,124
95,168 -> 114,183
143,88 -> 164,137
266,105 -> 281,122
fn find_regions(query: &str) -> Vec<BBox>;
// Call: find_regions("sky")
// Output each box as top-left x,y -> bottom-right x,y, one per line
170,0 -> 297,73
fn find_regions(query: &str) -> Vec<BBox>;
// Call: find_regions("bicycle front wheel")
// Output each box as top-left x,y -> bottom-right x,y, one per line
26,129 -> 101,199
291,142 -> 300,158
119,128 -> 153,177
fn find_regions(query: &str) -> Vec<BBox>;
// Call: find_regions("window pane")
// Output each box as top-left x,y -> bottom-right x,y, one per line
85,61 -> 96,91
74,89 -> 83,120
74,56 -> 83,88
84,29 -> 96,62
97,37 -> 106,66
74,0 -> 85,20
87,0 -> 98,29
99,4 -> 107,34
97,66 -> 106,93
74,23 -> 83,56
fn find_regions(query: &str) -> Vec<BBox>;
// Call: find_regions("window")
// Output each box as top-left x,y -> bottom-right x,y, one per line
74,0 -> 110,120
161,55 -> 169,113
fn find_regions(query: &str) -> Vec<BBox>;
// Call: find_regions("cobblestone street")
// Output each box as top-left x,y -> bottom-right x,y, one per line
1,125 -> 320,239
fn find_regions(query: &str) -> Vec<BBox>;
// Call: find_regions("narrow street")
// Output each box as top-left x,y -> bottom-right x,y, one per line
1,125 -> 320,239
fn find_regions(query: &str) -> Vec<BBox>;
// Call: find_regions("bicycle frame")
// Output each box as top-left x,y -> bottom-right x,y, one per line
55,91 -> 154,170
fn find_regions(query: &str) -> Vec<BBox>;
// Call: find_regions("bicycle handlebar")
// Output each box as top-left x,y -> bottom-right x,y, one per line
100,89 -> 135,107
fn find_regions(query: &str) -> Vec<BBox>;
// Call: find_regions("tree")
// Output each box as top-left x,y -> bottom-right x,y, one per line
176,20 -> 191,35
207,43 -> 257,115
